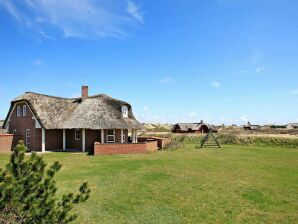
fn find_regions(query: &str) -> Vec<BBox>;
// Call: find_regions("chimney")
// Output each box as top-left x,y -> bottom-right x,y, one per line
82,86 -> 88,101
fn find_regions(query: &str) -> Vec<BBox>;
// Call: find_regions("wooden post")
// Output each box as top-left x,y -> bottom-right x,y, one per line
132,130 -> 136,143
42,128 -> 46,153
135,130 -> 138,143
63,129 -> 66,150
82,129 -> 86,152
121,129 -> 124,143
101,129 -> 105,144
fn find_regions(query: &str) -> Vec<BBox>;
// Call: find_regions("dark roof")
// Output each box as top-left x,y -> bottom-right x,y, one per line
4,92 -> 143,130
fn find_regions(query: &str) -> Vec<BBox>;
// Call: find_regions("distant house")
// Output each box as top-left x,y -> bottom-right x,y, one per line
286,123 -> 298,129
172,121 -> 210,134
243,122 -> 260,130
2,86 -> 144,153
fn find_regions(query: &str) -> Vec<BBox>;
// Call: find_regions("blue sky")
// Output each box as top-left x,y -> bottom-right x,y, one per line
0,0 -> 298,125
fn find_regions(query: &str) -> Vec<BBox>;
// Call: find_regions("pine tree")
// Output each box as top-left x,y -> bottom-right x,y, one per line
0,141 -> 90,224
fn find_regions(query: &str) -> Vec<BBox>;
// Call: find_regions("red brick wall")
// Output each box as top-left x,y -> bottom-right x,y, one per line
8,102 -> 42,151
0,134 -> 21,153
66,129 -> 82,150
46,129 -> 63,150
94,142 -> 147,155
94,141 -> 158,155
86,129 -> 101,151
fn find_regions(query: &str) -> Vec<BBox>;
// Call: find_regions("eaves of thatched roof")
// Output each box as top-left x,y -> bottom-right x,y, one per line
4,92 -> 143,130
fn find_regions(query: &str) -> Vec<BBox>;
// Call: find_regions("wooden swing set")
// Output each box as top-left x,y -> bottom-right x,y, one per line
196,129 -> 221,149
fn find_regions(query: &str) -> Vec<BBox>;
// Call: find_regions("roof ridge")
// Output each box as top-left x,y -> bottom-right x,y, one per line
25,92 -> 77,100
25,92 -> 113,101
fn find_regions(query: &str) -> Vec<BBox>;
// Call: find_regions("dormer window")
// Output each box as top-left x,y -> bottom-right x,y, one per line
17,106 -> 21,117
122,106 -> 128,118
23,105 -> 27,117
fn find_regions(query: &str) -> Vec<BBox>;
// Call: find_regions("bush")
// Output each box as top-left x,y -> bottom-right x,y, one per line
217,133 -> 298,148
0,141 -> 90,224
163,140 -> 185,151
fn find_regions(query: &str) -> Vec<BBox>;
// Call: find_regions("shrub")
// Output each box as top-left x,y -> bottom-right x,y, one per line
163,140 -> 185,151
0,141 -> 90,224
217,133 -> 298,148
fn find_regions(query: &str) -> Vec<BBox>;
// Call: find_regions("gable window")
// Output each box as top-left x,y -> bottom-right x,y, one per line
23,105 -> 27,117
17,106 -> 21,117
122,106 -> 128,118
107,129 -> 115,143
75,129 -> 81,140
25,129 -> 31,149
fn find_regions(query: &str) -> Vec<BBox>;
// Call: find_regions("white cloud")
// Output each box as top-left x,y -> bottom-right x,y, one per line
250,49 -> 264,64
0,0 -> 144,39
0,0 -> 21,21
188,112 -> 197,118
143,106 -> 148,113
209,81 -> 221,88
159,76 -> 175,84
126,0 -> 143,24
34,58 -> 43,66
256,66 -> 265,74
240,116 -> 249,122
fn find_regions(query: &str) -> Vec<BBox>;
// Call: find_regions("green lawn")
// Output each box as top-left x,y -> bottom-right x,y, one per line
0,144 -> 298,223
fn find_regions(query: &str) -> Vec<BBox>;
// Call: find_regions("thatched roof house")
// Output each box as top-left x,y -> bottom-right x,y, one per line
243,122 -> 260,130
172,121 -> 210,133
4,92 -> 142,130
2,86 -> 143,153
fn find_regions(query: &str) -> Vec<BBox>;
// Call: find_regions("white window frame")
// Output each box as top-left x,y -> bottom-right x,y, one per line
25,129 -> 30,148
23,105 -> 27,117
17,106 -> 21,117
122,106 -> 128,118
75,129 -> 81,140
107,129 -> 115,143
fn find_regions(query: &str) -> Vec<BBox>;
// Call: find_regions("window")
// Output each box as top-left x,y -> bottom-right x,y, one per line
13,129 -> 17,134
23,105 -> 27,117
25,129 -> 30,149
122,106 -> 128,118
17,106 -> 21,117
107,129 -> 115,143
75,129 -> 81,140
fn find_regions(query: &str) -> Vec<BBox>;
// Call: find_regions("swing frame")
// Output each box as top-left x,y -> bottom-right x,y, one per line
196,129 -> 221,149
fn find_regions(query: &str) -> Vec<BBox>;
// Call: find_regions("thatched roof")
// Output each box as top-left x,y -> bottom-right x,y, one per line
4,92 -> 143,130
172,123 -> 209,131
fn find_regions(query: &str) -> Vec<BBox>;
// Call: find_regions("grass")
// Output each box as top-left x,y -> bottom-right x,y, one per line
0,144 -> 298,223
